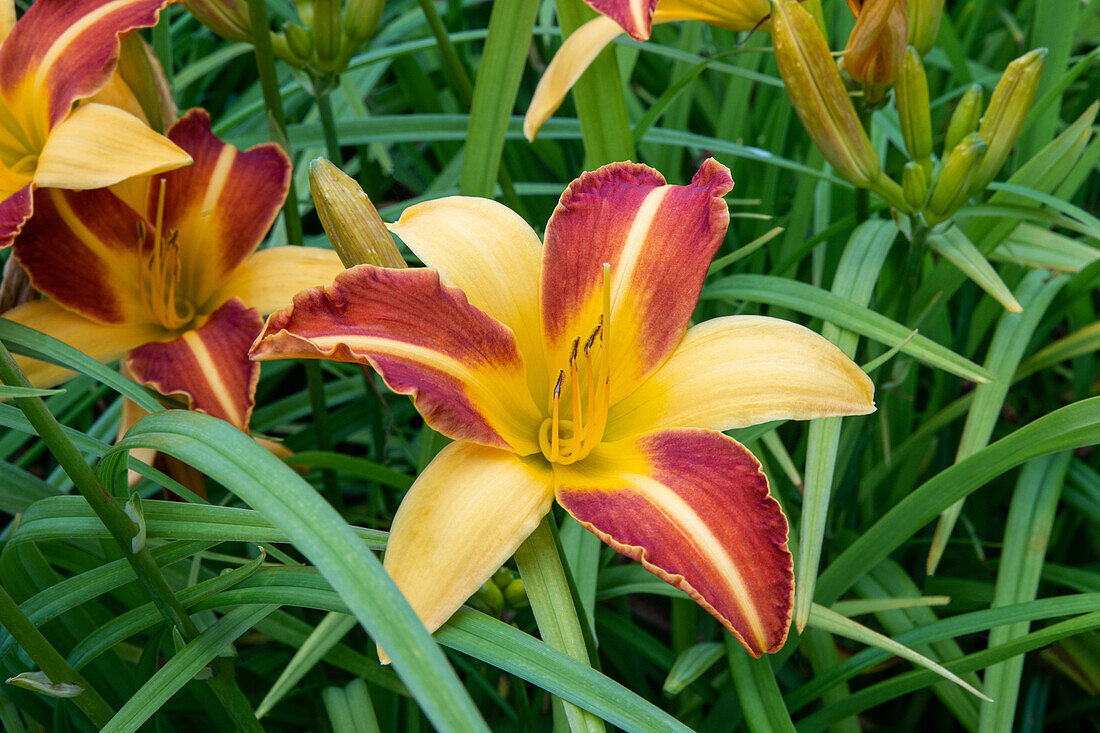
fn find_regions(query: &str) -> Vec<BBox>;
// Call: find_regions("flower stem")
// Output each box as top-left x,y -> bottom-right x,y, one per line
316,88 -> 342,163
0,341 -> 265,732
514,518 -> 606,733
0,583 -> 114,728
415,0 -> 474,104
248,0 -> 341,509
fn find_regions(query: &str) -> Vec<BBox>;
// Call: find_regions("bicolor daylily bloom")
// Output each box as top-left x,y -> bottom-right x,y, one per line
250,159 -> 875,656
4,109 -> 344,431
0,0 -> 194,248
525,0 -> 771,140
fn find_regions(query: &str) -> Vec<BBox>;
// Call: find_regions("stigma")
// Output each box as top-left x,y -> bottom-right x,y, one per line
138,179 -> 194,331
539,263 -> 612,465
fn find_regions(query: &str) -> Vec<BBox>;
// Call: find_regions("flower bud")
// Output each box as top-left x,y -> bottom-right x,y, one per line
184,0 -> 252,43
843,0 -> 908,92
770,0 -> 881,187
309,158 -> 405,269
908,0 -> 944,55
470,580 -> 504,616
895,46 -> 932,170
968,48 -> 1047,195
902,161 -> 928,211
927,133 -> 986,224
312,0 -> 343,71
284,22 -> 314,62
503,578 -> 528,608
944,84 -> 983,154
345,0 -> 384,43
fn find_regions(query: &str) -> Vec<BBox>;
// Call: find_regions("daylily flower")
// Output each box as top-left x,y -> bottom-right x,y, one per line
4,109 -> 344,434
0,0 -> 194,248
250,159 -> 875,655
842,0 -> 908,95
525,0 -> 771,140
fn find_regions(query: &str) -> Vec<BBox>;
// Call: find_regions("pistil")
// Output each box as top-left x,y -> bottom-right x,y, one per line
138,179 -> 194,331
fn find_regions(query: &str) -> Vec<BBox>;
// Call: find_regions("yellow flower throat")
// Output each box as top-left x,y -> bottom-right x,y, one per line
539,263 -> 612,465
138,179 -> 194,331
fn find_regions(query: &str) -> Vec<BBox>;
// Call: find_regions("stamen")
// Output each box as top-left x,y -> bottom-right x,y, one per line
550,371 -> 563,462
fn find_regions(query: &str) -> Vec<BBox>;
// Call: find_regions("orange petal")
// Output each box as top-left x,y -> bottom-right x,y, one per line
151,109 -> 290,306
250,265 -> 544,454
555,428 -> 793,656
14,186 -> 150,324
540,158 -> 733,403
126,298 -> 262,431
383,441 -> 554,637
606,315 -> 875,438
0,0 -> 171,133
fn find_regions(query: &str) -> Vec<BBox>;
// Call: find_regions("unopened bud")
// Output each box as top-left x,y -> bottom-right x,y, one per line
968,48 -> 1047,195
309,159 -> 405,269
345,0 -> 384,43
284,22 -> 314,62
503,578 -> 528,608
183,0 -> 251,43
927,133 -> 986,224
313,0 -> 343,71
902,161 -> 928,211
470,580 -> 504,616
895,46 -> 932,169
843,0 -> 908,92
771,0 -> 881,187
908,0 -> 944,55
944,84 -> 983,154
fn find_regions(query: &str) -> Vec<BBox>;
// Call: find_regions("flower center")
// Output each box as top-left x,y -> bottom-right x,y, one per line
538,263 -> 612,466
138,179 -> 194,331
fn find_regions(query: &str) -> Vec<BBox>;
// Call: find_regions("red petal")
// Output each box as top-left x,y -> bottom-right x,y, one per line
126,297 -> 262,430
0,183 -> 31,249
250,265 -> 544,454
584,0 -> 660,39
555,428 -> 793,655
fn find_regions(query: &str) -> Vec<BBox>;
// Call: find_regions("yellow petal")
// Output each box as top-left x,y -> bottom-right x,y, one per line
382,441 -> 554,646
524,15 -> 624,141
653,0 -> 770,31
206,246 -> 345,316
2,298 -> 168,388
605,315 -> 875,439
387,196 -> 546,399
0,0 -> 14,44
33,103 -> 190,190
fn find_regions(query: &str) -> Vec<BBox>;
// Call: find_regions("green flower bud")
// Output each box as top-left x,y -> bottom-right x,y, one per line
503,578 -> 528,609
944,84 -> 983,154
184,0 -> 251,43
491,567 -> 515,589
313,0 -> 342,72
927,133 -> 986,224
345,0 -> 384,43
969,48 -> 1047,195
895,46 -> 932,169
471,580 -> 505,616
309,159 -> 406,269
908,0 -> 944,55
770,0 -> 881,188
284,22 -> 314,63
902,161 -> 928,211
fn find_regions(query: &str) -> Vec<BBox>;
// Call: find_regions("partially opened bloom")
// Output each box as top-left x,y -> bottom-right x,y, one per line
842,0 -> 908,95
525,0 -> 770,140
251,159 -> 875,655
4,109 -> 344,431
0,0 -> 193,247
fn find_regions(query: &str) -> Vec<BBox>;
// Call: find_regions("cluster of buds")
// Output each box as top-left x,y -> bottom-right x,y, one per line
185,0 -> 383,76
469,568 -> 528,617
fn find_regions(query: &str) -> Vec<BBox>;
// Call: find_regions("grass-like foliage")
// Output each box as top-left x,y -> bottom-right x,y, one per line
0,0 -> 1097,730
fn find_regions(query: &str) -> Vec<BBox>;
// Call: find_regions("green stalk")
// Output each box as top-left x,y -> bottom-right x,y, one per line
415,0 -> 474,104
0,583 -> 114,728
316,89 -> 343,163
248,0 -> 340,509
514,518 -> 606,733
552,0 -> 634,167
0,342 -> 264,732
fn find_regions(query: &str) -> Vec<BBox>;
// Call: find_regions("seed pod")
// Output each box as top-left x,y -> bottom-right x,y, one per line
309,158 -> 406,269
895,46 -> 932,170
927,133 -> 986,224
968,48 -> 1047,195
771,0 -> 881,187
902,161 -> 928,211
944,84 -> 983,154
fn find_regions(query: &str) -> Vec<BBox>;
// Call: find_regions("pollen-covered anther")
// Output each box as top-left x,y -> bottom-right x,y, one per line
539,263 -> 612,465
138,179 -> 195,330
